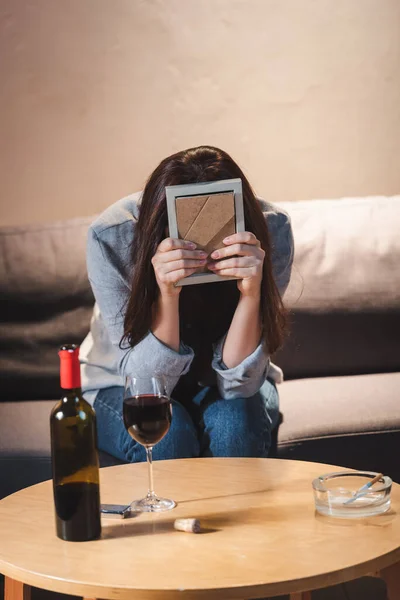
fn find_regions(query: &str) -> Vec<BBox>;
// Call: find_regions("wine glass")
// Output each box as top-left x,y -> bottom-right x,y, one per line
122,375 -> 176,512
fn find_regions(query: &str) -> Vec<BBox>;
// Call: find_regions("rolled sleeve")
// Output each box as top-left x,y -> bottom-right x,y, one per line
212,335 -> 270,400
119,332 -> 194,395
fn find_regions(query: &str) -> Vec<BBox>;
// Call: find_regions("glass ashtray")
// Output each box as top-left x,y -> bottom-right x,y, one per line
312,471 -> 392,518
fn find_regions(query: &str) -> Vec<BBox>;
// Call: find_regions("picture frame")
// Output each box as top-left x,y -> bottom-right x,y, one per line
165,178 -> 245,286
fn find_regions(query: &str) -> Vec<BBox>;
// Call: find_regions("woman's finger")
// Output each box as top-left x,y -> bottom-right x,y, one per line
208,256 -> 257,271
154,248 -> 207,264
163,267 -> 201,285
210,266 -> 257,279
157,237 -> 197,253
222,232 -> 260,246
210,244 -> 264,260
161,258 -> 207,274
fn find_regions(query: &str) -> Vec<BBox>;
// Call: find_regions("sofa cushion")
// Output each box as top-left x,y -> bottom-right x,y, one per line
274,196 -> 400,378
279,196 -> 400,311
0,217 -> 95,400
0,400 -> 53,456
277,372 -> 400,482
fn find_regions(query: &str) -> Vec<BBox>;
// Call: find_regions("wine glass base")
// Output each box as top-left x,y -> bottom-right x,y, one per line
131,496 -> 176,513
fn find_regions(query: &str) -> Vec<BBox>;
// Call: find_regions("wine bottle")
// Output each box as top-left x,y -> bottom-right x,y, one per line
50,344 -> 101,541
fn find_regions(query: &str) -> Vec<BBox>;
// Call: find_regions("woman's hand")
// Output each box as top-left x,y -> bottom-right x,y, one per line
208,232 -> 265,297
152,238 -> 208,297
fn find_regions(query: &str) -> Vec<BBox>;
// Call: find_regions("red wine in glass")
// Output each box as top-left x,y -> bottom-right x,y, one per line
123,376 -> 176,512
123,394 -> 172,446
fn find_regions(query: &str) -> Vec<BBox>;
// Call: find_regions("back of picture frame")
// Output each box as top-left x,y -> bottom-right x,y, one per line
166,178 -> 244,286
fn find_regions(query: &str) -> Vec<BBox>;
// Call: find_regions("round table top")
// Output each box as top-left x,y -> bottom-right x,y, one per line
0,458 -> 399,599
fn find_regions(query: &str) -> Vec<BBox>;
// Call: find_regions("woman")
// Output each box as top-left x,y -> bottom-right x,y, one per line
80,145 -> 294,462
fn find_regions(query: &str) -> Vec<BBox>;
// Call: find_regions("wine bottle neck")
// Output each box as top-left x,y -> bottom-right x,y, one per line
61,387 -> 83,400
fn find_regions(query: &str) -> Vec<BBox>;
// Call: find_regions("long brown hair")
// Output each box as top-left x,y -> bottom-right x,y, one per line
122,145 -> 287,354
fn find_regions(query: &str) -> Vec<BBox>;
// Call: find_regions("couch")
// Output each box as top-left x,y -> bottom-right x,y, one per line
1,196 -> 399,500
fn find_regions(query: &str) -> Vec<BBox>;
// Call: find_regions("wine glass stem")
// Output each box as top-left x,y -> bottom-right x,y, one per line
146,446 -> 155,497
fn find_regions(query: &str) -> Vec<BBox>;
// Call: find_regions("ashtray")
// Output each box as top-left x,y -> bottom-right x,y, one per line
312,471 -> 392,518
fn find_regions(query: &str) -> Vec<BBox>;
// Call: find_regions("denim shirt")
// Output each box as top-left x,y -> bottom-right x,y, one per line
80,191 -> 294,404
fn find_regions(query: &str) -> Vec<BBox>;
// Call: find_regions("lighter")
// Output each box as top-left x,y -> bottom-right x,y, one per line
100,504 -> 131,519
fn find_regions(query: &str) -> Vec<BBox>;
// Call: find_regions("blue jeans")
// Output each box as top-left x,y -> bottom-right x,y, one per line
94,380 -> 279,462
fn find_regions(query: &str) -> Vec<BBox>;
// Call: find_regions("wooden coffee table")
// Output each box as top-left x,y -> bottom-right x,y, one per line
0,458 -> 399,600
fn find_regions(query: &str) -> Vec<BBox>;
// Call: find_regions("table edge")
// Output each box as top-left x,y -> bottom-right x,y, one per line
1,548 -> 400,599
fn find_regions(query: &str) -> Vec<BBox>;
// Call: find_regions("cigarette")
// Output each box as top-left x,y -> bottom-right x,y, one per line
344,473 -> 384,505
174,518 -> 201,533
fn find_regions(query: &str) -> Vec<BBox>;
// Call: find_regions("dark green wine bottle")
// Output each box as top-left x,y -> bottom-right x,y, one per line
50,344 -> 101,541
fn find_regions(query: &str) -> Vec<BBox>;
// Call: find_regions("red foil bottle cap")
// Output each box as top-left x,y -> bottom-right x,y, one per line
59,344 -> 81,389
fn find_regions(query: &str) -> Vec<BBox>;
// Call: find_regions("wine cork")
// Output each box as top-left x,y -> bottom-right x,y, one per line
174,518 -> 201,533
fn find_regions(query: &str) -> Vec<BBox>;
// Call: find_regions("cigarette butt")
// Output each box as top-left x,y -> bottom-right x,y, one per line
174,518 -> 201,533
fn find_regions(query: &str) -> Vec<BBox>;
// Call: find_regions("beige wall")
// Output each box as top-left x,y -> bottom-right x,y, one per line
1,0 -> 399,226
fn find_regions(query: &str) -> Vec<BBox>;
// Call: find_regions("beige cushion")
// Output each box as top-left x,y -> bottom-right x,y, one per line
0,400 -> 53,456
278,371 -> 400,443
278,196 -> 400,311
